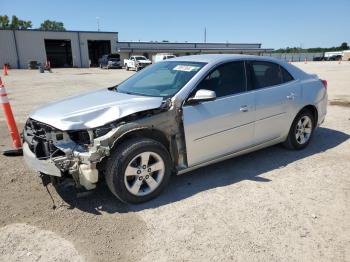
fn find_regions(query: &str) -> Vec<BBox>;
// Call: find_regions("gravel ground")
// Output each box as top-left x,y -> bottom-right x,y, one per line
0,62 -> 349,262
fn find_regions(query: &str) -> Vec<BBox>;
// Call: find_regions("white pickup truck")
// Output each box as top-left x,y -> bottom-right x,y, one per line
124,56 -> 152,71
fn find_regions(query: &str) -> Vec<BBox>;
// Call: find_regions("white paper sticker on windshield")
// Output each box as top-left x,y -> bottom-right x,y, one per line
173,65 -> 200,72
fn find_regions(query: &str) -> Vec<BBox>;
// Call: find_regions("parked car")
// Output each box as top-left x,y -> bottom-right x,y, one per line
98,54 -> 122,69
153,53 -> 176,63
328,55 -> 342,61
313,56 -> 325,61
23,54 -> 328,203
124,56 -> 152,71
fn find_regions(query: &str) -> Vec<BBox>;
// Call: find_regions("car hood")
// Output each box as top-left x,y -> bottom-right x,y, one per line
29,89 -> 164,131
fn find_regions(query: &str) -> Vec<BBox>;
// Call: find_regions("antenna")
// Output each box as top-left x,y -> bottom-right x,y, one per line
204,27 -> 207,43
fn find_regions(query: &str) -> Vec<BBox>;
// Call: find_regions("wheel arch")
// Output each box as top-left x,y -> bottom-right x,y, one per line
112,127 -> 171,153
299,104 -> 318,126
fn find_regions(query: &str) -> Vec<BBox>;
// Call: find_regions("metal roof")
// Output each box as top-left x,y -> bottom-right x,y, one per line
0,29 -> 118,34
116,41 -> 272,52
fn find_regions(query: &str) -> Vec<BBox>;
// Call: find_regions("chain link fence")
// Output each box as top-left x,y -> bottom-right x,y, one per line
262,53 -> 323,62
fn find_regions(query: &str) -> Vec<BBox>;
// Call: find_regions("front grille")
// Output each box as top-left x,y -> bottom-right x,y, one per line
24,119 -> 64,159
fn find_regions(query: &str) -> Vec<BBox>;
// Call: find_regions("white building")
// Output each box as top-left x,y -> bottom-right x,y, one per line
0,29 -> 273,68
0,29 -> 118,68
116,41 -> 273,62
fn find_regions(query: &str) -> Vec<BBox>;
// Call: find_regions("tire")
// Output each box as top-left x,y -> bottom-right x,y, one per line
105,138 -> 172,203
283,109 -> 315,150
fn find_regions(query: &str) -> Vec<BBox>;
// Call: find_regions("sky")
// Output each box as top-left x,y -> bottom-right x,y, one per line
1,0 -> 349,49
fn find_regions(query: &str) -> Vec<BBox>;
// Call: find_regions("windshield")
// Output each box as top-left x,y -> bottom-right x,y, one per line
134,56 -> 147,60
117,61 -> 206,97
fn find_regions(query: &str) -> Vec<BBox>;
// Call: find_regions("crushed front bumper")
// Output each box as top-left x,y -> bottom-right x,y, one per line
23,141 -> 99,190
23,142 -> 62,177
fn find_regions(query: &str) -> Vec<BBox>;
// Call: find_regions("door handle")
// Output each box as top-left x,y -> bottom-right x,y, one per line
240,105 -> 248,112
286,92 -> 296,100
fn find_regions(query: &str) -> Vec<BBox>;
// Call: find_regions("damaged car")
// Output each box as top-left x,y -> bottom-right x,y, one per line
23,54 -> 328,203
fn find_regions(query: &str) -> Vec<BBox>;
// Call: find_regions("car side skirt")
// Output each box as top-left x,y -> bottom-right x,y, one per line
177,136 -> 285,175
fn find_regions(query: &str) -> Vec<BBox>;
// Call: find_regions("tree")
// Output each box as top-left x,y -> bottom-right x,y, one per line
39,20 -> 65,31
0,15 -> 32,29
340,42 -> 349,50
0,15 -> 10,29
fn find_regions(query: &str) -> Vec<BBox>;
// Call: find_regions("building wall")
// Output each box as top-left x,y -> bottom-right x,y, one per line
78,32 -> 118,67
14,30 -> 80,69
0,30 -> 19,68
0,30 -> 118,68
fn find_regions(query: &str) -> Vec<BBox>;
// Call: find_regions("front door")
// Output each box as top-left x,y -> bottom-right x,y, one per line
182,61 -> 255,166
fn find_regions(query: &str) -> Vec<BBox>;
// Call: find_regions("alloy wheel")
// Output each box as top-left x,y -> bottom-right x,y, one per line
124,151 -> 165,196
295,115 -> 312,145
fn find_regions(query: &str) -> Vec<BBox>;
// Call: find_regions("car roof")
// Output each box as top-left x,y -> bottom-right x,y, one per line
170,54 -> 309,80
171,54 -> 278,63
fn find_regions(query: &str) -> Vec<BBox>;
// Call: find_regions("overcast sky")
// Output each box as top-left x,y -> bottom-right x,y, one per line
2,0 -> 349,48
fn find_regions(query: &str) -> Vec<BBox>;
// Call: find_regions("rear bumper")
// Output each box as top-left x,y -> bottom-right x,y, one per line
316,93 -> 328,126
23,142 -> 62,177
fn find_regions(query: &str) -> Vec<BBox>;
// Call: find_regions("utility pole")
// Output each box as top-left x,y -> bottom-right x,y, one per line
204,27 -> 207,43
96,17 -> 100,31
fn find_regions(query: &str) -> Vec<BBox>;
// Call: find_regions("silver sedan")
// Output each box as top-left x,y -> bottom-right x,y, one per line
23,54 -> 328,203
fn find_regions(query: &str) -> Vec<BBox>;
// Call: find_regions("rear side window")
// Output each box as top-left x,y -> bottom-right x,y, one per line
280,66 -> 294,83
196,61 -> 246,98
251,61 -> 282,89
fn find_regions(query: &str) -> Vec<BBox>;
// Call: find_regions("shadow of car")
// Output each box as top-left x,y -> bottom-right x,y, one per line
55,127 -> 349,214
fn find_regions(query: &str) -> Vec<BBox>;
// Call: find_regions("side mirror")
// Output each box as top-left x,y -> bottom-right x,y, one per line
187,89 -> 216,104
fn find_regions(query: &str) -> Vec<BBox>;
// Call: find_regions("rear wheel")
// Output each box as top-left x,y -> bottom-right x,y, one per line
283,109 -> 315,150
105,138 -> 171,203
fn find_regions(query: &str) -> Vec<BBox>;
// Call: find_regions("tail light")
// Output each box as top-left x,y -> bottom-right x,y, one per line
321,79 -> 328,89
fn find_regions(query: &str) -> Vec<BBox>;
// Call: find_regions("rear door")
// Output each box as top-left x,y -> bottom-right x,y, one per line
182,61 -> 255,166
247,61 -> 301,144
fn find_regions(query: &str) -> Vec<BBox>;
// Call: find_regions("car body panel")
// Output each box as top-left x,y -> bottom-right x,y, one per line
29,89 -> 164,130
253,80 -> 302,144
183,92 -> 255,166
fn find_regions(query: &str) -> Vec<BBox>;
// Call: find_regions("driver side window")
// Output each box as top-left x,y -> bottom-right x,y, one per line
195,61 -> 247,98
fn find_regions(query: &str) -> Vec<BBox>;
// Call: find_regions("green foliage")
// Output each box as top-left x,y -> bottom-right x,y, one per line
0,15 -> 32,29
274,42 -> 349,53
39,20 -> 65,31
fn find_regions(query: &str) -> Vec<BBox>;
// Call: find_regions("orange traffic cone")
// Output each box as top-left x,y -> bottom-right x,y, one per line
0,77 -> 22,156
3,65 -> 8,76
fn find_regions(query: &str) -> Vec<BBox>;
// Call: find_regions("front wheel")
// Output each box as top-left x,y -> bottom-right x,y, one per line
105,138 -> 172,203
283,109 -> 315,150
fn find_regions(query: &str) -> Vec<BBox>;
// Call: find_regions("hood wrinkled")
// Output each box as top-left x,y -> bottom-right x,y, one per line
29,89 -> 163,131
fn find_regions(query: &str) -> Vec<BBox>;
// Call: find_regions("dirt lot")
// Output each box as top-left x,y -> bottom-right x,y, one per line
0,62 -> 349,262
